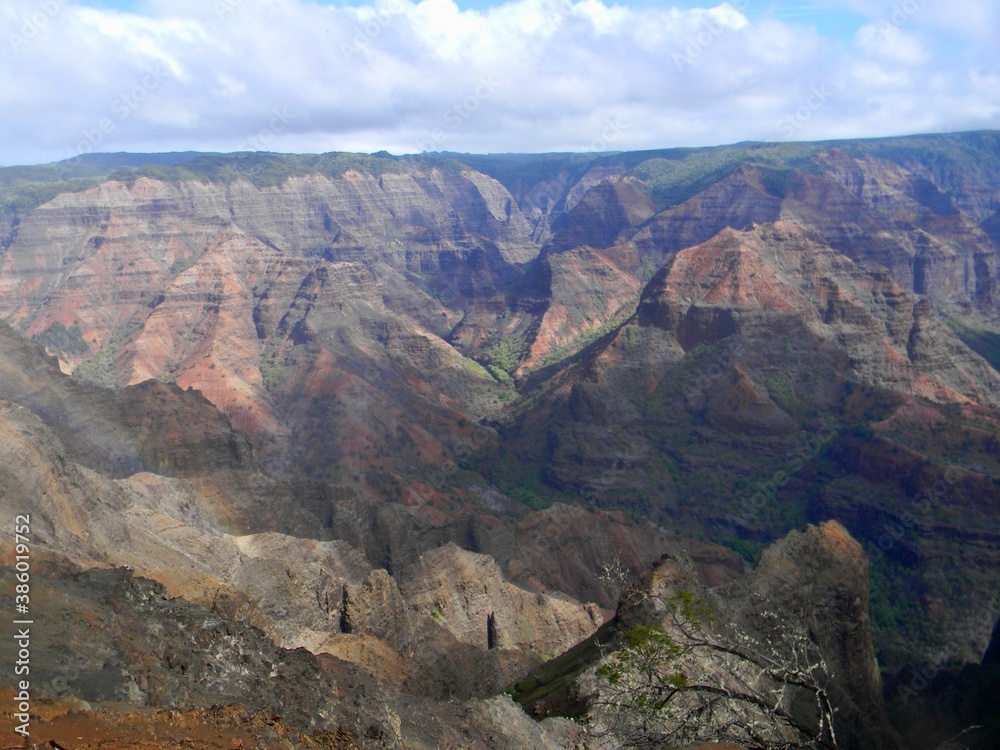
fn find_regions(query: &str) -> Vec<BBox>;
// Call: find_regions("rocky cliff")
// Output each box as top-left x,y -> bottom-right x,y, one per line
495,195 -> 1000,663
1,136 -> 999,746
515,521 -> 904,749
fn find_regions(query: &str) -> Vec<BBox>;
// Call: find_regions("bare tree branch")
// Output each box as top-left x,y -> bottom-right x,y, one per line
589,590 -> 839,750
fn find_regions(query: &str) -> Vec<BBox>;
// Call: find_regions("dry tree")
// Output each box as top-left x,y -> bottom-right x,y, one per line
589,590 -> 838,750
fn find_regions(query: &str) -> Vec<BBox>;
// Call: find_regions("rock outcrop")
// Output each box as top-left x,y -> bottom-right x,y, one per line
638,221 -> 1000,407
398,543 -> 604,657
0,136 -> 999,746
516,521 -> 904,749
716,521 -> 900,749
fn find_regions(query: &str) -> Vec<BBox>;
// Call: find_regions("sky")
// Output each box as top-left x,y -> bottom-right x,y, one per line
1,0 -> 998,166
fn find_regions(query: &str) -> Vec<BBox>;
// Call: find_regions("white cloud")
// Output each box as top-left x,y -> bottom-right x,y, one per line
0,0 -> 997,166
855,22 -> 926,64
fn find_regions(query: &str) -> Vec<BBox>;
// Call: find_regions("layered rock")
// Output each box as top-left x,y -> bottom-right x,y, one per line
0,138 -> 998,745
0,322 -> 254,478
0,164 -> 544,502
516,521 -> 904,749
812,149 -> 998,310
633,165 -> 784,259
638,222 -> 1000,407
398,543 -> 604,657
545,177 -> 655,254
495,221 -> 1000,668
716,521 -> 898,748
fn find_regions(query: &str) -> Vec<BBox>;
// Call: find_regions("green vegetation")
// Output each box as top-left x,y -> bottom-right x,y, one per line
759,166 -> 801,198
259,361 -> 287,392
592,591 -> 837,749
483,337 -> 522,375
169,252 -> 203,276
0,154 -> 208,216
474,445 -> 552,510
486,364 -> 515,387
638,254 -> 659,283
73,346 -> 119,387
158,358 -> 182,383
721,537 -> 764,565
868,557 -> 932,667
0,149 -> 467,220
117,152 -> 410,188
457,355 -> 493,380
33,321 -> 89,358
452,151 -> 606,211
462,131 -> 1000,216
947,316 -> 1000,371
508,619 -> 618,717
537,309 -> 636,369
117,151 -> 474,189
74,329 -> 132,387
4,131 -> 998,223
501,479 -> 550,511
0,177 -> 109,217
628,141 -> 821,209
844,131 -> 1000,197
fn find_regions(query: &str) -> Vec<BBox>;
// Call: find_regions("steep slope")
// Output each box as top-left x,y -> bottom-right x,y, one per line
0,322 -> 253,478
4,139 -> 999,494
1,137 -> 999,743
0,332 -> 615,653
632,164 -> 784,259
491,221 -> 1000,667
884,616 -> 1000,750
515,522 -> 904,750
639,222 -> 1000,406
0,343 -> 614,747
0,167 -> 534,499
478,140 -> 1000,382
545,177 -> 656,253
0,566 -> 589,749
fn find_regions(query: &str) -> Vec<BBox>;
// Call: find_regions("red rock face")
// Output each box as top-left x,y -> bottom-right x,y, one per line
640,221 -> 1000,407
0,140 -> 998,736
633,166 -> 785,260
546,178 -> 655,253
494,209 -> 999,669
0,171 -> 531,500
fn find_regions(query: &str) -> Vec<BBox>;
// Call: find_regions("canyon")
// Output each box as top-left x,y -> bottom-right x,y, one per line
0,133 -> 998,747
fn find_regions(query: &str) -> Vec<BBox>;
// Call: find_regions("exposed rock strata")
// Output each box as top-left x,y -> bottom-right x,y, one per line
518,522 -> 904,750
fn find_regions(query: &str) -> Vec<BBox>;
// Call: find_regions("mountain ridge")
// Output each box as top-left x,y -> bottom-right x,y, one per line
1,132 -> 999,747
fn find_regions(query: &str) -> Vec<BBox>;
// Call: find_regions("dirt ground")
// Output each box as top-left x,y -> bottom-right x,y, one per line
0,688 -> 360,750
